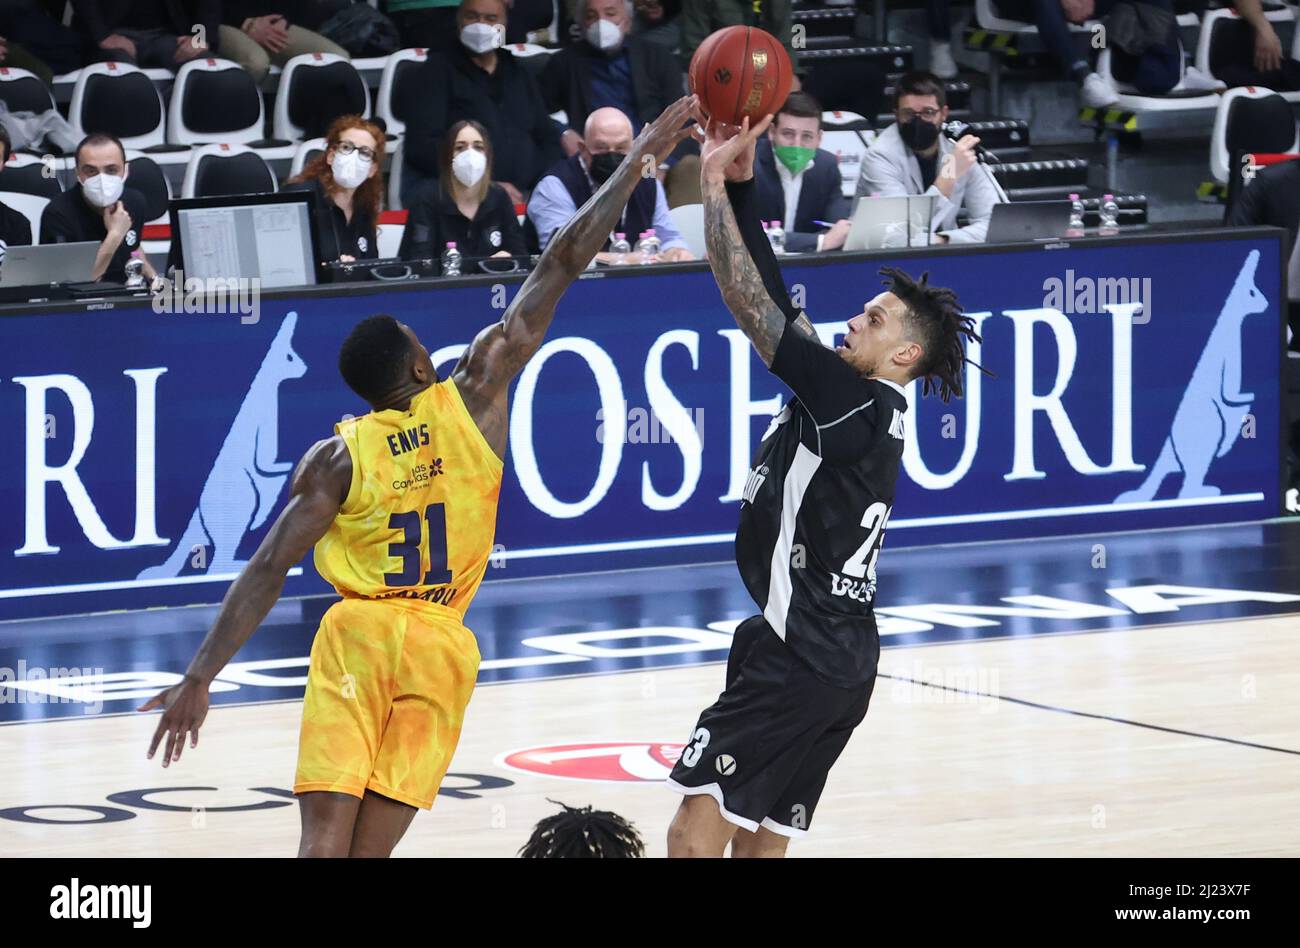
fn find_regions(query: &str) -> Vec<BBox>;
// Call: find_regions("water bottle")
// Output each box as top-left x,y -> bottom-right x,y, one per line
768,219 -> 786,255
1099,194 -> 1120,235
441,241 -> 462,276
610,232 -> 631,265
1067,193 -> 1085,237
642,228 -> 661,262
124,250 -> 145,288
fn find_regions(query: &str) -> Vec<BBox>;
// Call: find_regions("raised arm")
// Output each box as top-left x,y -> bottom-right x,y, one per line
139,435 -> 352,766
453,95 -> 699,456
698,114 -> 819,367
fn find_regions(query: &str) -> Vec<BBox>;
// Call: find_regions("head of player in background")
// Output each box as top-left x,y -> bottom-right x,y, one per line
836,267 -> 982,403
580,107 -> 635,185
518,801 -> 646,858
767,91 -> 823,177
75,133 -> 130,210
893,71 -> 948,158
581,0 -> 633,55
338,315 -> 437,410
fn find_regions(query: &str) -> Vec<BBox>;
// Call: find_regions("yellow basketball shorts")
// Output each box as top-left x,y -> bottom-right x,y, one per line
293,598 -> 481,810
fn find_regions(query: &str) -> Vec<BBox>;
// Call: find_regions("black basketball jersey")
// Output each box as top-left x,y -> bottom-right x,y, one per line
735,324 -> 909,688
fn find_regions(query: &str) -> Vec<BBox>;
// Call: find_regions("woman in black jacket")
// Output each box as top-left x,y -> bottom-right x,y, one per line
398,119 -> 527,261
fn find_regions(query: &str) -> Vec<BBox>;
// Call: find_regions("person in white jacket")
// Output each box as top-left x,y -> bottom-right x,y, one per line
855,72 -> 1001,245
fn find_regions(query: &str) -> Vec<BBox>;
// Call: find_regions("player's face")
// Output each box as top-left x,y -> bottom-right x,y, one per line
400,323 -> 437,384
838,292 -> 913,377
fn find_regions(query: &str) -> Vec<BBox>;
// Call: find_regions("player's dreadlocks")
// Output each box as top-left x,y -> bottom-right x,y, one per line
517,800 -> 646,858
880,266 -> 989,403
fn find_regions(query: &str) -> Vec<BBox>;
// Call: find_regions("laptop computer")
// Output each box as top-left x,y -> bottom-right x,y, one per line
0,241 -> 101,286
843,195 -> 937,251
985,200 -> 1072,244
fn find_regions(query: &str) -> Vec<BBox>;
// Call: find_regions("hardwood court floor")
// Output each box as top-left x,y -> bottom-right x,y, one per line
3,614 -> 1296,857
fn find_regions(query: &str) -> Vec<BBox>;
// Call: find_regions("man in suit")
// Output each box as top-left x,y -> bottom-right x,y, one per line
539,0 -> 686,162
750,92 -> 850,253
1227,156 -> 1300,337
856,71 -> 999,244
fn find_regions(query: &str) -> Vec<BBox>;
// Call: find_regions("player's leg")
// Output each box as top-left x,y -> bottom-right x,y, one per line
298,791 -> 363,857
348,789 -> 419,857
730,825 -> 791,858
362,607 -> 482,849
293,601 -> 402,855
667,795 -> 741,857
666,616 -> 833,857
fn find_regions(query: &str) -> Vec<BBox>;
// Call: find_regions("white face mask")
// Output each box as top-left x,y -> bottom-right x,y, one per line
451,148 -> 488,188
331,150 -> 370,190
83,172 -> 125,208
585,17 -> 624,52
461,22 -> 503,54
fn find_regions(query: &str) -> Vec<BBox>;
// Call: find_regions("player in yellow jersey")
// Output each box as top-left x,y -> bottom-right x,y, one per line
138,96 -> 700,857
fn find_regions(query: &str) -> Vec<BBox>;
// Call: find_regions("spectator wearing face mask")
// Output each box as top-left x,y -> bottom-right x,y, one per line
399,0 -> 562,208
751,92 -> 851,253
40,132 -> 156,283
856,71 -> 998,245
398,119 -> 527,260
527,106 -> 693,262
283,115 -> 386,264
540,0 -> 687,162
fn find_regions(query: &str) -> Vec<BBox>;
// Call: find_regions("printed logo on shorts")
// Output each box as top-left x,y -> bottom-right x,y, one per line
715,754 -> 737,776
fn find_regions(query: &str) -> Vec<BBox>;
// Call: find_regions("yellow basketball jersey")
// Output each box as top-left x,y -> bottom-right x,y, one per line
314,378 -> 503,620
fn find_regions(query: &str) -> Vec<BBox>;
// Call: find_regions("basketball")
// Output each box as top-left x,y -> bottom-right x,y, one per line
688,25 -> 794,129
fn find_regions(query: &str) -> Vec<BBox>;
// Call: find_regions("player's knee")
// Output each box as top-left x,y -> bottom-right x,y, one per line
298,835 -> 350,858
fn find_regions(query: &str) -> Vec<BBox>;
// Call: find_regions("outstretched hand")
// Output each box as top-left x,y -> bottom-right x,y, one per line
140,675 -> 210,768
633,94 -> 700,172
695,109 -> 774,185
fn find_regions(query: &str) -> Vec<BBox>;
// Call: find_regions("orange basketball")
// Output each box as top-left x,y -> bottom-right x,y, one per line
688,25 -> 794,129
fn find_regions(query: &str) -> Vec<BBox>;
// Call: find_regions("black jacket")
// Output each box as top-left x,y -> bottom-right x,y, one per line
398,180 -> 526,261
282,178 -> 379,263
0,199 -> 33,252
1227,157 -> 1300,257
40,183 -> 147,283
538,36 -> 687,155
751,137 -> 849,253
401,44 -> 561,193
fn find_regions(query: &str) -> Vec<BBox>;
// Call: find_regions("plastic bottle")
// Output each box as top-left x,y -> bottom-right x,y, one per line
768,219 -> 786,255
442,241 -> 462,276
610,232 -> 631,264
1099,194 -> 1120,235
1067,193 -> 1085,237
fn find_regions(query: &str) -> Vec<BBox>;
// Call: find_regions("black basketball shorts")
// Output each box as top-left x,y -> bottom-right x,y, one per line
665,615 -> 878,838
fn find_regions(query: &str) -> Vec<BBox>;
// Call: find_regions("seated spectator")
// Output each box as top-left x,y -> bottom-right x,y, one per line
857,72 -> 998,245
384,0 -> 460,54
993,0 -> 1190,107
527,106 -> 693,261
541,0 -> 690,170
518,801 -> 646,857
40,132 -> 156,283
1215,0 -> 1300,92
630,0 -> 681,52
219,2 -> 349,84
0,125 -> 33,256
400,0 -> 562,208
504,0 -> 562,44
283,115 -> 385,263
398,119 -> 526,260
752,91 -> 851,252
1227,156 -> 1300,316
680,0 -> 800,86
0,1 -> 83,86
72,0 -> 218,69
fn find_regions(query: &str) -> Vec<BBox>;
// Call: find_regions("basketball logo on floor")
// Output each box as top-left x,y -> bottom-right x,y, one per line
496,742 -> 683,782
715,754 -> 737,776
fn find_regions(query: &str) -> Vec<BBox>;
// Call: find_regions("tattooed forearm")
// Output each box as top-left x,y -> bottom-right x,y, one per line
702,177 -> 789,366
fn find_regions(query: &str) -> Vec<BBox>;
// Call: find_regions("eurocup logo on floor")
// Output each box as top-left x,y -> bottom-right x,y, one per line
497,742 -> 684,782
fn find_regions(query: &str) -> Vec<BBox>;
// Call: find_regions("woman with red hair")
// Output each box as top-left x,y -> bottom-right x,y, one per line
284,115 -> 386,264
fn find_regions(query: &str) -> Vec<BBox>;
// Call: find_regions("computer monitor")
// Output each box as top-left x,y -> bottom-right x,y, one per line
170,191 -> 321,288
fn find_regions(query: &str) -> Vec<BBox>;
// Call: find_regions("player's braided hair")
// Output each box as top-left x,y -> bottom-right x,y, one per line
880,266 -> 989,402
517,800 -> 646,858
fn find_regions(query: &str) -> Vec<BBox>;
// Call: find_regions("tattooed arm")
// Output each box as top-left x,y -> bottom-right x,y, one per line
453,95 -> 698,457
699,116 -> 818,367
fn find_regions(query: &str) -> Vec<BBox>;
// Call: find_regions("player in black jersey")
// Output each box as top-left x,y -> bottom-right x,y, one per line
665,111 -> 985,858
